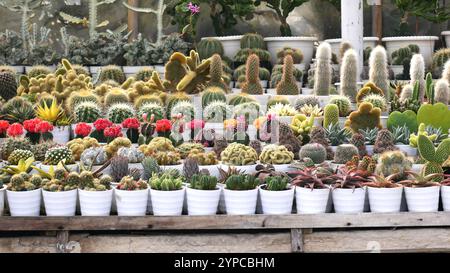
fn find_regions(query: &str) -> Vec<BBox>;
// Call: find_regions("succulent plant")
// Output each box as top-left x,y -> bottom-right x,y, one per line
329,95 -> 352,117
187,151 -> 219,166
117,147 -> 145,163
123,34 -> 154,66
170,100 -> 195,119
323,104 -> 339,128
373,129 -> 398,154
0,68 -> 17,101
359,127 -> 379,145
80,147 -> 108,167
141,157 -> 161,180
345,102 -> 382,133
417,135 -> 450,182
116,175 -> 148,191
333,144 -> 359,164
107,103 -> 135,124
340,49 -> 358,101
362,93 -> 387,112
391,125 -> 411,145
0,137 -> 32,160
79,173 -> 113,191
137,102 -> 165,122
276,54 -> 299,95
189,174 -> 218,190
350,133 -> 368,157
32,141 -> 59,162
74,101 -> 101,123
409,54 -> 426,102
309,126 -> 334,160
1,96 -> 35,123
276,47 -> 303,64
206,54 -> 229,91
368,46 -> 389,101
44,146 -> 74,165
7,173 -> 39,192
220,143 -> 258,166
7,149 -> 34,165
233,101 -> 262,124
267,103 -> 297,117
104,88 -> 129,106
225,174 -> 260,191
299,104 -> 323,117
176,142 -> 205,159
213,138 -> 228,158
241,54 -> 263,95
149,170 -> 183,191
197,38 -> 224,60
267,96 -> 290,109
313,42 -> 332,96
299,143 -> 327,164
325,123 -> 351,146
201,86 -> 227,108
376,150 -> 412,180
264,176 -> 290,191
67,137 -> 99,161
104,137 -> 132,158
259,144 -> 294,165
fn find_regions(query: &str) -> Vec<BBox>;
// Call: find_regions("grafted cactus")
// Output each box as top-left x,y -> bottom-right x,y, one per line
313,42 -> 332,96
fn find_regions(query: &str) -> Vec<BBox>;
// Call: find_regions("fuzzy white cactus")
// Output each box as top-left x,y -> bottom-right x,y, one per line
434,79 -> 449,104
369,45 -> 389,101
399,84 -> 413,102
442,59 -> 450,84
313,42 -> 332,96
409,54 -> 426,102
340,48 -> 358,102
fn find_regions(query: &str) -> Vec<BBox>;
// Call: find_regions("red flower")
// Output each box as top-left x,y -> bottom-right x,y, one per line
188,119 -> 205,130
7,123 -> 23,137
104,125 -> 123,138
75,123 -> 92,137
155,119 -> 172,133
0,120 -> 9,134
93,119 -> 113,131
23,118 -> 43,133
35,120 -> 53,133
122,118 -> 140,129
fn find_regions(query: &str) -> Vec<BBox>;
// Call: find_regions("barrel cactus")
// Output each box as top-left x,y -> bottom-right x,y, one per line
74,101 -> 102,123
80,147 -> 108,166
299,143 -> 327,164
107,103 -> 135,124
44,146 -> 74,165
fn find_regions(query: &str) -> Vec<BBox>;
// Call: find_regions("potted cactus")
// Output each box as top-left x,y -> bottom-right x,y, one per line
185,151 -> 221,178
139,137 -> 183,172
290,163 -> 333,214
267,103 -> 298,124
399,171 -> 442,212
331,166 -> 368,214
117,146 -> 145,169
223,174 -> 260,215
364,173 -> 403,213
80,147 -> 109,173
149,171 -> 185,216
39,167 -> 79,216
90,119 -> 113,143
220,143 -> 259,174
391,125 -> 416,156
35,99 -> 71,144
23,118 -> 54,145
40,146 -> 77,172
259,176 -> 294,215
324,123 -> 352,152
332,144 -> 359,168
186,174 -> 221,215
73,123 -> 93,139
115,175 -> 149,216
78,172 -> 114,216
121,118 -> 140,144
6,172 -> 42,216
259,144 -> 294,172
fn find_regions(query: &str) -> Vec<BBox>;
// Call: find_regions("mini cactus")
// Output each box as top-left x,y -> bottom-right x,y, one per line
116,175 -> 148,190
276,54 -> 299,95
66,90 -> 99,113
225,174 -> 259,191
228,93 -> 256,106
138,102 -> 165,122
44,146 -> 74,165
309,126 -> 334,160
117,147 -> 144,163
206,54 -> 229,91
333,144 -> 359,164
345,102 -> 382,133
294,96 -> 320,111
399,84 -> 414,102
434,79 -> 449,104
417,135 -> 450,182
197,38 -> 224,59
74,101 -> 101,123
104,88 -> 129,106
213,138 -> 228,158
340,49 -> 358,101
170,101 -> 195,119
80,147 -> 108,166
134,67 -> 154,81
134,94 -> 164,109
259,144 -> 294,165
276,47 -> 303,64
107,103 -> 135,124
104,137 -> 132,158
432,49 -> 450,78
373,129 -> 398,154
240,33 -> 266,49
241,54 -> 263,95
376,150 -> 412,179
362,94 -> 387,112
98,65 -> 126,84
141,157 -> 161,180
27,65 -> 52,78
350,133 -> 368,157
110,156 -> 130,182
329,95 -> 351,117
409,54 -> 426,102
8,173 -> 38,191
187,151 -> 219,166
313,42 -> 332,96
323,104 -> 339,128
0,137 -> 32,160
149,171 -> 183,191
299,143 -> 327,164
369,45 -> 389,101
201,86 -> 226,107
0,68 -> 17,101
7,149 -> 34,165
189,174 -> 218,190
220,143 -> 258,166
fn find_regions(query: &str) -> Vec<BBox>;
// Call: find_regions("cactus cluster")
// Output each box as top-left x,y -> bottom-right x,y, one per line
187,151 -> 219,166
225,174 -> 259,191
79,172 -> 113,191
373,129 -> 398,154
0,137 -> 32,160
201,86 -> 227,107
8,173 -> 40,192
44,146 -> 74,165
189,174 -> 218,190
104,88 -> 129,106
149,171 -> 183,191
204,101 -> 232,122
329,95 -> 351,117
417,135 -> 450,182
220,143 -> 258,166
333,144 -> 359,164
67,137 -> 99,161
116,175 -> 148,191
41,168 -> 80,192
345,102 -> 382,133
7,149 -> 34,165
138,102 -> 165,122
259,144 -> 294,165
362,94 -> 387,112
376,150 -> 412,179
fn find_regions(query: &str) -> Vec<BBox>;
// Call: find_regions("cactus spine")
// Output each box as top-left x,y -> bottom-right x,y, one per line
340,49 -> 358,102
434,79 -> 449,104
369,46 -> 389,101
241,54 -> 263,95
409,54 -> 426,102
313,42 -> 332,96
276,54 -> 299,95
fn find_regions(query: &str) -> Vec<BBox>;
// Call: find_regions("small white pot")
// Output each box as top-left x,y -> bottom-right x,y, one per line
295,186 -> 330,214
0,185 -> 6,216
332,187 -> 366,214
367,186 -> 403,213
404,186 -> 440,212
259,185 -> 294,215
396,145 -> 417,157
114,188 -> 149,216
79,189 -> 113,216
382,36 -> 439,66
186,186 -> 221,215
441,186 -> 450,211
150,187 -> 185,216
264,36 -> 317,65
301,88 -> 313,95
202,35 -> 242,59
7,188 -> 42,216
52,126 -> 70,144
42,189 -> 77,216
223,187 -> 258,215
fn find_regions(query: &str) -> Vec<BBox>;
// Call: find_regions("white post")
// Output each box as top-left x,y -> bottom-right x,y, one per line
341,0 -> 364,81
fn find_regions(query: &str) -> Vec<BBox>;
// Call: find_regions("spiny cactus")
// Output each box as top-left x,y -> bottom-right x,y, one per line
204,101 -> 232,122
323,104 -> 339,128
400,84 -> 414,102
202,86 -> 226,107
340,48 -> 358,101
241,54 -> 263,95
350,132 -> 368,157
432,49 -> 450,78
376,150 -> 412,179
183,157 -> 200,181
44,146 -> 74,165
409,54 -> 426,102
105,88 -> 129,106
107,103 -> 135,124
197,38 -> 224,60
333,144 -> 359,164
228,93 -> 256,106
369,45 -> 389,101
434,79 -> 449,104
309,126 -> 334,160
329,95 -> 352,117
276,47 -> 303,64
373,129 -> 398,154
276,54 -> 299,95
7,149 -> 34,165
294,96 -> 320,110
259,144 -> 294,165
362,93 -> 387,112
0,137 -> 32,160
240,33 -> 266,49
206,54 -> 229,91
313,42 -> 332,96
0,68 -> 17,101
345,102 -> 382,133
74,101 -> 101,123
220,143 -> 258,166
98,65 -> 126,84
299,143 -> 327,164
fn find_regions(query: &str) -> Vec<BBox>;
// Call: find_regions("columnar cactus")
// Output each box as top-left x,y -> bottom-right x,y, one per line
369,46 -> 389,101
409,54 -> 426,102
399,84 -> 414,102
313,42 -> 332,96
241,54 -> 263,95
276,54 -> 299,95
207,54 -> 229,91
434,79 -> 449,104
340,49 -> 358,101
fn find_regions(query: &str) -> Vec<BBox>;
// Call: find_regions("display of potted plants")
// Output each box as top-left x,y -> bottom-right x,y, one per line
149,170 -> 185,216
78,173 -> 114,216
220,143 -> 259,174
186,174 -> 221,215
223,174 -> 259,215
399,171 -> 442,212
331,166 -> 368,214
115,175 -> 149,216
259,176 -> 294,215
6,172 -> 42,216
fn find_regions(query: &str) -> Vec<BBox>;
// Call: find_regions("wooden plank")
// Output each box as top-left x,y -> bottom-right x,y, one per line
290,229 -> 303,253
56,231 -> 69,253
0,212 -> 450,231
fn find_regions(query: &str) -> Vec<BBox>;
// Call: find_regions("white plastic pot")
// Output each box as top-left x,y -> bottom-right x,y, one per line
114,188 -> 149,216
79,189 -> 113,216
382,36 -> 439,66
295,186 -> 330,214
186,186 -> 221,215
332,187 -> 366,213
264,36 -> 317,65
7,188 -> 42,216
150,187 -> 185,216
202,35 -> 242,59
259,185 -> 294,215
441,186 -> 450,211
52,126 -> 70,144
42,189 -> 77,216
0,185 -> 6,216
367,186 -> 403,213
442,31 -> 450,47
223,187 -> 258,215
404,186 -> 440,212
